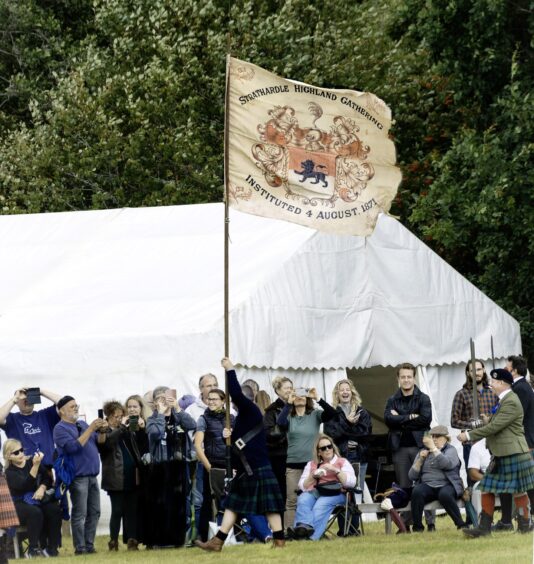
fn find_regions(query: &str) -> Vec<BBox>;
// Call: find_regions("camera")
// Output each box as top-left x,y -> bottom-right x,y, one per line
129,415 -> 139,431
294,387 -> 310,397
25,388 -> 41,405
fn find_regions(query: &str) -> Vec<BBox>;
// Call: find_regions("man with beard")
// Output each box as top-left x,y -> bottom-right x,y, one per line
53,396 -> 107,555
450,359 -> 498,485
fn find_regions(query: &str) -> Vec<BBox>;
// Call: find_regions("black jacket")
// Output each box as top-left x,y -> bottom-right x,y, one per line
512,378 -> 534,448
384,386 -> 432,451
202,409 -> 235,467
263,398 -> 288,460
323,406 -> 372,462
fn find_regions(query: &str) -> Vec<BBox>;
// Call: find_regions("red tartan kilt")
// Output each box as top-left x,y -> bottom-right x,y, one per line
0,474 -> 19,529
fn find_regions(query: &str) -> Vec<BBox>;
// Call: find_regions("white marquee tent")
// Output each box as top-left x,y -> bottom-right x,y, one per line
0,202 -> 522,527
0,202 -> 522,424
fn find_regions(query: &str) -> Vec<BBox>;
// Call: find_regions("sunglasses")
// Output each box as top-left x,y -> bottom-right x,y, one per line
318,444 -> 333,452
11,448 -> 24,456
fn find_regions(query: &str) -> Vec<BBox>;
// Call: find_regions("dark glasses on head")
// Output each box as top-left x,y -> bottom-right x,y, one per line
318,444 -> 333,452
11,448 -> 24,456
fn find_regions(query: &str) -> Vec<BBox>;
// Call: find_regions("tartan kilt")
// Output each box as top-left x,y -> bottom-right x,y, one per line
0,474 -> 19,529
224,465 -> 284,515
479,452 -> 534,494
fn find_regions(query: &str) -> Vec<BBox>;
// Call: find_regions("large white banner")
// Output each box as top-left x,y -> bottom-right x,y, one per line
227,57 -> 402,236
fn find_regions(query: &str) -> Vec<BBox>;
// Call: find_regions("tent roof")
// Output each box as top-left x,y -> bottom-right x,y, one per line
0,203 -> 520,380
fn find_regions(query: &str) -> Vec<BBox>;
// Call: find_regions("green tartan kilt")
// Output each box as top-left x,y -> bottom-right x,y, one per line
224,465 -> 285,515
479,452 -> 534,494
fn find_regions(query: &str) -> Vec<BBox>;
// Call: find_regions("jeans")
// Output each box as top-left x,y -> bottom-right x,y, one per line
411,483 -> 464,529
192,463 -> 203,538
69,476 -> 100,552
295,491 -> 346,540
462,443 -> 473,487
245,514 -> 271,541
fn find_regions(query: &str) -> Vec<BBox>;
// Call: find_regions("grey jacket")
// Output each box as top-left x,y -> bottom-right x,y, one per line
146,409 -> 196,463
408,442 -> 464,497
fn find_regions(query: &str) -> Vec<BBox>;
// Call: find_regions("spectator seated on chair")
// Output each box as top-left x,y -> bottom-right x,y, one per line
3,439 -> 62,558
291,434 -> 356,541
408,425 -> 467,532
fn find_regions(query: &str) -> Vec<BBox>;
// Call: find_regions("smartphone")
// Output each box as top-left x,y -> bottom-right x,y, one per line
129,415 -> 139,431
166,389 -> 177,400
25,387 -> 42,405
294,387 -> 310,397
98,408 -> 104,419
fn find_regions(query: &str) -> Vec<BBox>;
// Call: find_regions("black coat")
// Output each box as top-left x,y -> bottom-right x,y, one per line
512,378 -> 534,448
263,398 -> 287,460
384,386 -> 432,451
323,406 -> 372,462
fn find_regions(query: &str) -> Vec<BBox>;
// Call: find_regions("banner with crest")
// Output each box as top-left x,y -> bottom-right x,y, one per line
226,57 -> 402,236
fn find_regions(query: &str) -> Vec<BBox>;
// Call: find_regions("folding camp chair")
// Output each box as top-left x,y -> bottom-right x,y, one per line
324,462 -> 364,538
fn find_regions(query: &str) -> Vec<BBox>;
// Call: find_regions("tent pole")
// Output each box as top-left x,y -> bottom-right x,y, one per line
223,52 -> 232,479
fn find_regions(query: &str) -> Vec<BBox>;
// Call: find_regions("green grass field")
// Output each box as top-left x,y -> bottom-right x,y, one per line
47,516 -> 533,564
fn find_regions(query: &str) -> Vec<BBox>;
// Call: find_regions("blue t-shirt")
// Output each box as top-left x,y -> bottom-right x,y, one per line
53,420 -> 100,477
2,405 -> 60,466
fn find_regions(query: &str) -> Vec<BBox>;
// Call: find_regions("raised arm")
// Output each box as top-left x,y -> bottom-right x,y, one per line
40,389 -> 62,405
0,389 -> 25,426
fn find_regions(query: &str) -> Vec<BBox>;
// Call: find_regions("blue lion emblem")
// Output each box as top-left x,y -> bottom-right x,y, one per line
294,159 -> 328,188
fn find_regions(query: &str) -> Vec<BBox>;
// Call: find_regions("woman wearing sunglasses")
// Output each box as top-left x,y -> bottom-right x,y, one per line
3,439 -> 62,557
290,433 -> 356,541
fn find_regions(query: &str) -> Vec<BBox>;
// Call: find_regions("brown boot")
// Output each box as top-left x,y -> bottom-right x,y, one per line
108,539 -> 119,551
194,536 -> 224,552
127,538 -> 139,551
272,538 -> 286,548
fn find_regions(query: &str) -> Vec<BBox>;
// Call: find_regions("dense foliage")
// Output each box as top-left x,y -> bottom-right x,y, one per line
0,0 -> 532,362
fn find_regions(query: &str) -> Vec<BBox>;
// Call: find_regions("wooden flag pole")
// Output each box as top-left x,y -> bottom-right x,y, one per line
470,338 -> 480,420
223,53 -> 232,479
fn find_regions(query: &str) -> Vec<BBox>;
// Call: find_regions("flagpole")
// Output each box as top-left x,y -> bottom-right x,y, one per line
223,52 -> 232,479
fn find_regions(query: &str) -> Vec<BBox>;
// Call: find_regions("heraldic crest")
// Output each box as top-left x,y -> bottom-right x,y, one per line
252,103 -> 375,206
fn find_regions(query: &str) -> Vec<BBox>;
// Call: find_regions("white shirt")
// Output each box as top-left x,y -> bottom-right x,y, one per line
467,438 -> 490,473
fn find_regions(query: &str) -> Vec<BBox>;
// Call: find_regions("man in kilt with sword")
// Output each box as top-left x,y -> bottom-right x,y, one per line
458,368 -> 534,536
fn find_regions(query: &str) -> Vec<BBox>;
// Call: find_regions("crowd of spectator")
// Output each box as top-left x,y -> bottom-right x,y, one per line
0,355 -> 532,557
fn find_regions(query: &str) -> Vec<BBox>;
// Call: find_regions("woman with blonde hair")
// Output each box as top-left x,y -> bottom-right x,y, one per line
290,434 -> 355,540
3,439 -> 62,557
324,379 -> 372,491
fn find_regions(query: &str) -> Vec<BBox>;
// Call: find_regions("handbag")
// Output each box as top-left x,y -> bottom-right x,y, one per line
374,482 -> 410,509
316,480 -> 343,496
